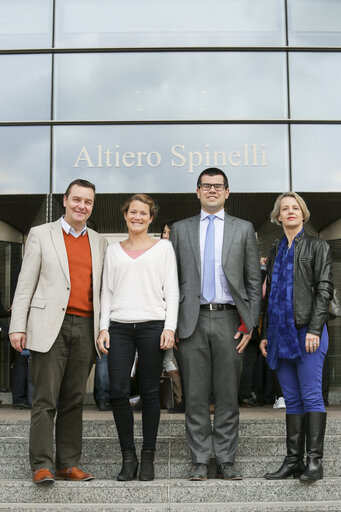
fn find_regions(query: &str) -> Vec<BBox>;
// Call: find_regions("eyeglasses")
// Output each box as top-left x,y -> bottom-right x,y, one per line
199,183 -> 226,191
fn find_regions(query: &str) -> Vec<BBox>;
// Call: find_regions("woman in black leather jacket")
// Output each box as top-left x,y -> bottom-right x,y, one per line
260,192 -> 333,483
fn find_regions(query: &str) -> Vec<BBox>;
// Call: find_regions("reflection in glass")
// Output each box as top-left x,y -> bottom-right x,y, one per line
0,0 -> 52,49
0,55 -> 51,122
292,125 -> 341,192
0,127 -> 50,193
288,0 -> 341,46
53,124 -> 289,193
54,52 -> 287,121
290,53 -> 341,120
55,0 -> 285,48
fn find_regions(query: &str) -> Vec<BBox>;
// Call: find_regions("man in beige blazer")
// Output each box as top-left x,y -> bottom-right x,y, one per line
9,179 -> 107,484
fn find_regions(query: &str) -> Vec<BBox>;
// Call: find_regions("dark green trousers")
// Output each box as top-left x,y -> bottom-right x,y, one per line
29,314 -> 96,471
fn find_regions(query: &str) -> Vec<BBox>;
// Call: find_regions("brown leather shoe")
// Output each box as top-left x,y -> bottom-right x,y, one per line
32,468 -> 54,484
55,467 -> 94,481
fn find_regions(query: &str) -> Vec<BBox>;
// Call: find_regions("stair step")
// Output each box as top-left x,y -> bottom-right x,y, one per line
1,435 -> 341,459
1,478 -> 341,505
0,502 -> 341,512
0,456 -> 340,480
2,416 -> 341,437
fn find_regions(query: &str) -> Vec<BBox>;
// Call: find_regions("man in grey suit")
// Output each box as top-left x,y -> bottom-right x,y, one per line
170,168 -> 262,480
9,179 -> 107,484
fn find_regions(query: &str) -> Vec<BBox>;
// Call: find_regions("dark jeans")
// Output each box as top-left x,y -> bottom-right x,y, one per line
12,349 -> 33,406
239,338 -> 259,399
107,320 -> 164,452
94,353 -> 111,401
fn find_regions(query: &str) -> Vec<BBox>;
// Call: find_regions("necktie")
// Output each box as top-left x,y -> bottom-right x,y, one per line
202,215 -> 216,302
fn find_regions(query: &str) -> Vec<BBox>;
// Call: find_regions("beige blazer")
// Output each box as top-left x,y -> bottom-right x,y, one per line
9,219 -> 108,353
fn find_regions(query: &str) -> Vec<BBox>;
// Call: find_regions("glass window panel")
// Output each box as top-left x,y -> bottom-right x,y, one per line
0,127 -> 50,193
290,53 -> 341,120
288,0 -> 341,46
0,0 -> 52,49
55,0 -> 285,48
292,125 -> 341,192
53,124 -> 289,193
54,52 -> 287,121
0,55 -> 51,122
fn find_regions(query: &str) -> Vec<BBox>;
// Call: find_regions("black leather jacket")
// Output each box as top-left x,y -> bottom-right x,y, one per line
261,231 -> 333,338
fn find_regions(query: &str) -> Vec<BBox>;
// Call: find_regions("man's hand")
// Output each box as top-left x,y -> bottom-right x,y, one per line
9,332 -> 26,353
96,329 -> 110,354
160,329 -> 174,350
234,330 -> 252,354
259,339 -> 268,357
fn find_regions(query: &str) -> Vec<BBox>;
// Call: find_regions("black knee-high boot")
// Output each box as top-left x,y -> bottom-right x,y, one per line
265,414 -> 305,479
299,411 -> 326,482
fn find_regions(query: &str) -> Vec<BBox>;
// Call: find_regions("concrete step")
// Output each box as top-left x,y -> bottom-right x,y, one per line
1,434 -> 341,460
0,478 -> 341,507
2,415 -> 341,437
2,414 -> 341,438
0,503 -> 341,512
0,455 -> 340,480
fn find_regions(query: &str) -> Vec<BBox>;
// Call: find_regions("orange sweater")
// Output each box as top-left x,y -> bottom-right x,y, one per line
63,231 -> 93,317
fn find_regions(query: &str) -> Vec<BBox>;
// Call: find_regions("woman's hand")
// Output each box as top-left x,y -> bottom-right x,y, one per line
305,333 -> 320,353
97,329 -> 110,354
160,329 -> 174,350
260,339 -> 268,357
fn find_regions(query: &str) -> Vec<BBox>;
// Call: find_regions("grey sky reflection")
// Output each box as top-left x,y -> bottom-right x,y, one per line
288,0 -> 341,46
0,54 -> 51,122
0,127 -> 50,193
0,0 -> 52,49
54,52 -> 287,121
292,125 -> 341,192
55,0 -> 285,48
290,53 -> 341,120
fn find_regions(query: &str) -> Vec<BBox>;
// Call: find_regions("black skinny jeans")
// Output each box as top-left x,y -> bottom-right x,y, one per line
107,320 -> 164,452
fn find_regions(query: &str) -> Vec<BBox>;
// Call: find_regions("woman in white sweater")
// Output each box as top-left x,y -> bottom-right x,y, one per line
97,194 -> 179,482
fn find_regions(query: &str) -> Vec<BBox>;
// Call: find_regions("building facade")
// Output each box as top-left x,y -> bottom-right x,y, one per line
0,0 -> 341,390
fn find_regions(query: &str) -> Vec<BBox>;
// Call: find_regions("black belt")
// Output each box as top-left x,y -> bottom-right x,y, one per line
200,303 -> 236,311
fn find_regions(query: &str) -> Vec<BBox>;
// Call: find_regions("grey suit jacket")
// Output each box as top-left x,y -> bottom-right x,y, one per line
9,219 -> 108,353
170,213 -> 262,339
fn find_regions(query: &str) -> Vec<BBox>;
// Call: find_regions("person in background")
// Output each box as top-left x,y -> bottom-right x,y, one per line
12,349 -> 33,409
94,353 -> 111,411
9,179 -> 107,484
260,192 -> 333,483
160,220 -> 185,413
97,194 -> 179,482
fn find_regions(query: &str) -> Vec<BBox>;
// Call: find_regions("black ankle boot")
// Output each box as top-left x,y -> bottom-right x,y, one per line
117,450 -> 138,481
265,414 -> 305,479
139,450 -> 155,481
300,411 -> 326,483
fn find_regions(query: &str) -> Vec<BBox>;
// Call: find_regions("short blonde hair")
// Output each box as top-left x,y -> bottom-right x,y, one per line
270,192 -> 310,225
121,194 -> 158,219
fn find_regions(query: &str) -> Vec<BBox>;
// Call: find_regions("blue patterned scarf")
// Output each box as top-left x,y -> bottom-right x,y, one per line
266,229 -> 304,370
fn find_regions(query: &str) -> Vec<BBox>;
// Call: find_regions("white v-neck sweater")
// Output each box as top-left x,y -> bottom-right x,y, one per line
100,239 -> 179,331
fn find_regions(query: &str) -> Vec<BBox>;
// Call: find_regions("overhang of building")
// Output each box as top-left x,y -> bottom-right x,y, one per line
0,192 -> 340,236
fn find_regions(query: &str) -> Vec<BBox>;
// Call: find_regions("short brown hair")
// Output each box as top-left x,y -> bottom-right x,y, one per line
121,194 -> 158,218
65,179 -> 96,198
270,191 -> 310,225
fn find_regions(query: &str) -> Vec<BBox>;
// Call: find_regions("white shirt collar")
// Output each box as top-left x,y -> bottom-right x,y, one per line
61,216 -> 87,238
200,208 -> 225,221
